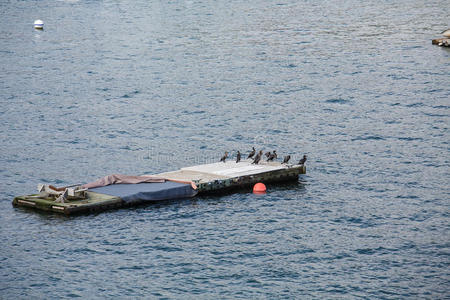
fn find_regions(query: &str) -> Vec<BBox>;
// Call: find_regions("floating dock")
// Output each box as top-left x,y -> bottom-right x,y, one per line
432,38 -> 450,47
13,160 -> 306,215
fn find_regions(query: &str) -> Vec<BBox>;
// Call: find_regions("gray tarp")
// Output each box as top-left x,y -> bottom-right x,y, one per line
89,181 -> 198,204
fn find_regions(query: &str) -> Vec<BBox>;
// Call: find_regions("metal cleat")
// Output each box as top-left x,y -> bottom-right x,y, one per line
55,189 -> 68,203
67,186 -> 88,198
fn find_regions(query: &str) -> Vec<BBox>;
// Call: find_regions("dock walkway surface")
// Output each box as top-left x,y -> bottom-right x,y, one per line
13,160 -> 306,215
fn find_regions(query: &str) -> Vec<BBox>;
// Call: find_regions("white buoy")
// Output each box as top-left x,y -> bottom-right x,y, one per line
34,19 -> 44,30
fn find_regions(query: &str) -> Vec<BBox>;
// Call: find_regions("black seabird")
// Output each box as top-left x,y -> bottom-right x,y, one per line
220,151 -> 228,163
236,151 -> 241,163
247,147 -> 256,159
272,150 -> 277,159
265,151 -> 271,158
298,155 -> 307,165
267,152 -> 276,161
282,155 -> 291,164
252,150 -> 263,164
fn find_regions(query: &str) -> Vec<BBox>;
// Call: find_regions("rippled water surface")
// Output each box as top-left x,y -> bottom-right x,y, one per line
1,0 -> 449,298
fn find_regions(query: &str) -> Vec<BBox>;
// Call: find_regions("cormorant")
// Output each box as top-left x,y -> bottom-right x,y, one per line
252,150 -> 263,164
267,152 -> 276,161
220,151 -> 228,163
247,147 -> 256,159
282,155 -> 291,164
298,155 -> 307,165
236,151 -> 241,163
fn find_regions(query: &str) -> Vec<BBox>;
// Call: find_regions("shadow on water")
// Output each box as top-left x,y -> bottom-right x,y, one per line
267,179 -> 307,192
12,205 -> 101,221
13,205 -> 66,218
196,179 -> 307,201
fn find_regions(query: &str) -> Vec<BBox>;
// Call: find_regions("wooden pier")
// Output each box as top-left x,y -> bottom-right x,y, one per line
13,160 -> 306,215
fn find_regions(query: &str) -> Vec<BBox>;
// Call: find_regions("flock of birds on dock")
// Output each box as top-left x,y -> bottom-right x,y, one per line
220,147 -> 307,166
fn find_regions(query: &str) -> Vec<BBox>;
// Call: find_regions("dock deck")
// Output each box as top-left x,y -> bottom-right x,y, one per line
13,160 -> 306,215
159,160 -> 305,192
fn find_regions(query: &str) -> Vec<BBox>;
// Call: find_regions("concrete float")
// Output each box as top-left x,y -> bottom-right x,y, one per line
13,160 -> 306,215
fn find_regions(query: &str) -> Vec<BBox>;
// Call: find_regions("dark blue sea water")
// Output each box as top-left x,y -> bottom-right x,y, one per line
1,0 -> 449,298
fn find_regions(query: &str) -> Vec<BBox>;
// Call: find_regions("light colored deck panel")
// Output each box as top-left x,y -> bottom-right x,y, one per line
181,161 -> 285,178
157,169 -> 229,183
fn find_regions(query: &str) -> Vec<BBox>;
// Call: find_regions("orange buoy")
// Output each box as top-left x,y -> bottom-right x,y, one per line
253,182 -> 266,194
